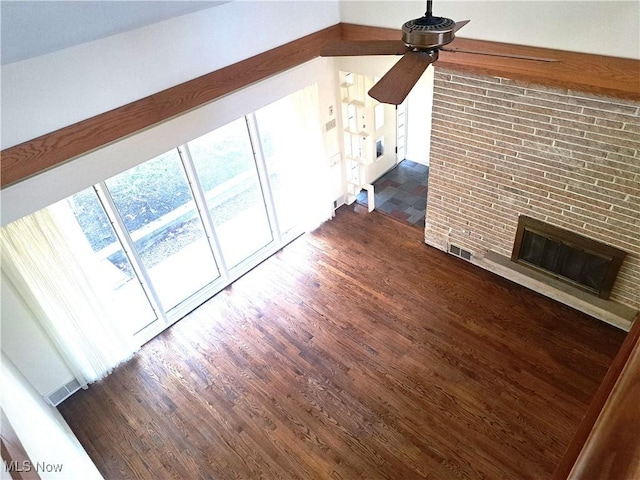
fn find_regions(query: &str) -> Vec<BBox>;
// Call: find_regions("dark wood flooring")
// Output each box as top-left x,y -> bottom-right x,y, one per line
59,205 -> 626,479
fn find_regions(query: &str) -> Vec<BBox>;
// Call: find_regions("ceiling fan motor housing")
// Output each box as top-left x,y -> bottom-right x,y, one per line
402,16 -> 456,49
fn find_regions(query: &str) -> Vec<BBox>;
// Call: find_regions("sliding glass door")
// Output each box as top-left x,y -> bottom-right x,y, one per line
93,116 -> 284,338
40,85 -> 329,344
187,118 -> 273,270
65,188 -> 158,336
254,97 -> 307,236
104,150 -> 220,312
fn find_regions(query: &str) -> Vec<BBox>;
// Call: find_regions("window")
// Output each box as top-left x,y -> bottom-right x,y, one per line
376,138 -> 384,158
188,118 -> 274,269
255,96 -> 310,236
66,188 -> 157,336
104,150 -> 220,312
30,85 -> 330,344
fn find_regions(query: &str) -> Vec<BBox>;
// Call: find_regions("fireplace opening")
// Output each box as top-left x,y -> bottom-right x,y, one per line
511,216 -> 626,299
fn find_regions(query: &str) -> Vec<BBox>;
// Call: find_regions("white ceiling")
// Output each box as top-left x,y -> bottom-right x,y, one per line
4,1 -> 638,66
1,1 -> 229,65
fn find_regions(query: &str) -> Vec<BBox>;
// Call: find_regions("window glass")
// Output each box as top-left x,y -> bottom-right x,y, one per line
105,149 -> 219,311
255,97 -> 308,235
65,188 -> 157,335
188,118 -> 274,269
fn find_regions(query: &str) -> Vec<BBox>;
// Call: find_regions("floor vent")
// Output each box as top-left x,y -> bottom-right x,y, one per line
449,244 -> 472,261
47,379 -> 81,406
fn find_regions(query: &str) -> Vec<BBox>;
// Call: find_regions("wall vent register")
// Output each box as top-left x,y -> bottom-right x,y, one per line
511,216 -> 626,299
449,244 -> 472,261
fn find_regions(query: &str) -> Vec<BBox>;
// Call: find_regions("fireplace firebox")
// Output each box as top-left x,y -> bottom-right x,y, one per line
511,216 -> 626,299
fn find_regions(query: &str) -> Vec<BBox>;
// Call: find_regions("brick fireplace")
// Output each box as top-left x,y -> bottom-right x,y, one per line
425,68 -> 639,327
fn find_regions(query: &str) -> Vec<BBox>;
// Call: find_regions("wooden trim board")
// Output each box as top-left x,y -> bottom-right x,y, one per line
552,313 -> 640,479
2,23 -> 639,188
340,24 -> 640,101
0,25 -> 341,188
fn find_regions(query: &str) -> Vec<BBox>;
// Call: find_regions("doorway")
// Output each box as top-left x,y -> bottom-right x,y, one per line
356,160 -> 429,227
355,69 -> 433,228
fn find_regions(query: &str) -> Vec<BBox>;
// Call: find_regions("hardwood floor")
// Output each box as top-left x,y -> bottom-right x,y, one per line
58,205 -> 626,479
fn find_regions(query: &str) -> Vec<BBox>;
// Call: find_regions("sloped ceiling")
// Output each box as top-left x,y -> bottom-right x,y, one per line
3,1 -> 638,66
1,0 -> 229,65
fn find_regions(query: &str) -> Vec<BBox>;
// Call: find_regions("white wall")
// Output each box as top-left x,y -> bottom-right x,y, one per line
0,1 -> 341,409
1,56 -> 342,396
1,354 -> 103,479
405,65 -> 435,166
339,1 -> 640,59
1,1 -> 340,149
1,274 -> 75,396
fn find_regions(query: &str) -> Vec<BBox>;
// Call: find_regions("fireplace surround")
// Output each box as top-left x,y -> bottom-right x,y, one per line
425,68 -> 640,328
511,216 -> 626,299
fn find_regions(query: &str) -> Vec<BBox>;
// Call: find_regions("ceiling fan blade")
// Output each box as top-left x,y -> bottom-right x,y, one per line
441,47 -> 557,62
368,51 -> 435,105
321,40 -> 411,57
453,20 -> 470,33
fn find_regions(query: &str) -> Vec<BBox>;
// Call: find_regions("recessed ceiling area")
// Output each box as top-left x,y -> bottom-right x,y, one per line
1,0 -> 229,65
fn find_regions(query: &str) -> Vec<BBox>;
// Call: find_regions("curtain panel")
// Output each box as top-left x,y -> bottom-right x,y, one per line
1,202 -> 139,388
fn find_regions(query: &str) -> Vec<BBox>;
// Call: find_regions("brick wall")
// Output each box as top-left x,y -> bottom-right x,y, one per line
426,68 -> 640,310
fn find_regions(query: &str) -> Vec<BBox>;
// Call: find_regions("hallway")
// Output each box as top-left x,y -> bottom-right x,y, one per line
357,160 -> 429,227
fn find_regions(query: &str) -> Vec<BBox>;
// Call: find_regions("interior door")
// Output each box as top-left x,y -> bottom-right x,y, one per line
366,100 -> 399,182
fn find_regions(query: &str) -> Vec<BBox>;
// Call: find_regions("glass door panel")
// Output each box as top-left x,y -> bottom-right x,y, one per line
65,188 -> 157,336
188,118 -> 273,269
255,97 -> 306,235
105,150 -> 219,311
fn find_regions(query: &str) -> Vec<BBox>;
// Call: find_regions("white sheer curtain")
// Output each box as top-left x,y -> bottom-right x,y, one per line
1,201 -> 139,388
290,83 -> 335,231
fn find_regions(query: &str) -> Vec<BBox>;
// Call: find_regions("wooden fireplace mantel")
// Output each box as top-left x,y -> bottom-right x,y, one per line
1,23 -> 639,188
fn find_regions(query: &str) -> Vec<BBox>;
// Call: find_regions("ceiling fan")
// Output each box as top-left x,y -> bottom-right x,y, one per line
321,0 -> 556,105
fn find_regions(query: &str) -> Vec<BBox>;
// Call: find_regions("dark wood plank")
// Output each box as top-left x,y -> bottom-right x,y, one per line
59,206 -> 625,479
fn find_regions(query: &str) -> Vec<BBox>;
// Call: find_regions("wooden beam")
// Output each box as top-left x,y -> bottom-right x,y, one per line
341,24 -> 640,101
2,23 -> 639,189
0,25 -> 341,188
